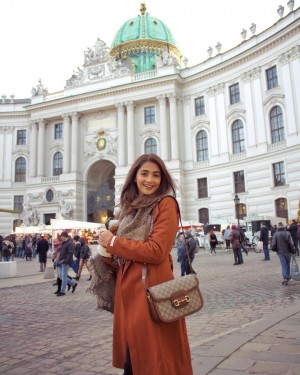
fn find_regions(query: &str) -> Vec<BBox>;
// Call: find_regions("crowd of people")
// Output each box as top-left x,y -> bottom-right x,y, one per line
177,219 -> 299,287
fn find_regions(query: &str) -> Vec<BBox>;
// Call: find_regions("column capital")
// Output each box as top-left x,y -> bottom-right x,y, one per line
156,94 -> 166,104
115,102 -> 124,111
62,113 -> 70,120
125,101 -> 135,110
167,93 -> 178,103
37,118 -> 46,125
70,112 -> 81,120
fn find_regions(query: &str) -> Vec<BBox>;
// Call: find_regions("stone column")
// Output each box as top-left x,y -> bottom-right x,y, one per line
71,112 -> 80,172
126,101 -> 135,164
29,121 -> 38,177
157,95 -> 169,161
62,114 -> 70,173
167,93 -> 179,160
182,96 -> 192,162
37,119 -> 46,176
116,103 -> 126,166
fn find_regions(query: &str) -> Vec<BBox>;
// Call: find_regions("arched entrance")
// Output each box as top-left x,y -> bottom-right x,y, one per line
87,160 -> 116,224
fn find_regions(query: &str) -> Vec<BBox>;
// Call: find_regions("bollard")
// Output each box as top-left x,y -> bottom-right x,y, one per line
44,266 -> 55,279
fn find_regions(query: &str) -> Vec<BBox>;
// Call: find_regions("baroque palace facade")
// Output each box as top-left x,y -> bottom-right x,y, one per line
0,3 -> 300,234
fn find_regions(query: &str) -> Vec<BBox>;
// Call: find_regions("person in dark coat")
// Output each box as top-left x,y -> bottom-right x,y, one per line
272,222 -> 295,285
230,225 -> 243,265
56,232 -> 77,296
288,219 -> 299,256
260,222 -> 270,261
36,234 -> 49,272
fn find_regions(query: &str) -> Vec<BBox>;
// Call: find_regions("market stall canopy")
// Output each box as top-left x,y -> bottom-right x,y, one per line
15,225 -> 52,234
50,219 -> 103,230
179,220 -> 204,230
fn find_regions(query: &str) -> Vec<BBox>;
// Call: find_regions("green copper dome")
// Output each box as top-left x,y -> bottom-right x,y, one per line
110,3 -> 182,73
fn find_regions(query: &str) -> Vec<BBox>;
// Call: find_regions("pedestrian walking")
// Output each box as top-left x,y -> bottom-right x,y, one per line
36,234 -> 49,272
209,230 -> 217,255
230,225 -> 243,265
55,232 -> 77,297
223,226 -> 232,250
272,222 -> 295,285
260,222 -> 270,261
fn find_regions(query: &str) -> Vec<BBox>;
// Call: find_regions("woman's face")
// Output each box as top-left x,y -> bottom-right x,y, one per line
135,161 -> 161,196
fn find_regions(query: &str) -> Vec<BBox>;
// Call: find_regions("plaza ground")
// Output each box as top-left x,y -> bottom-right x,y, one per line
1,246 -> 300,374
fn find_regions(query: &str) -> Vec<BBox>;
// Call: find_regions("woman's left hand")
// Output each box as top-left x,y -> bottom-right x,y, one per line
99,229 -> 114,247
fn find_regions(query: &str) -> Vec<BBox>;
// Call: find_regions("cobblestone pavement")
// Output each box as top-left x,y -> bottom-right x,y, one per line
1,248 -> 300,375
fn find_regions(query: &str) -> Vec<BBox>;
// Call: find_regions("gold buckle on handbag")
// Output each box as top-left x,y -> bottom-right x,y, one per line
172,295 -> 190,308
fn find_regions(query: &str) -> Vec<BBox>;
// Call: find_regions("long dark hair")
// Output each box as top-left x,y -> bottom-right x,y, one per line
119,154 -> 176,216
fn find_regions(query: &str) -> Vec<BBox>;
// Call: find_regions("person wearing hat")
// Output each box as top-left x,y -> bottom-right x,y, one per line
272,222 -> 295,286
56,231 -> 77,296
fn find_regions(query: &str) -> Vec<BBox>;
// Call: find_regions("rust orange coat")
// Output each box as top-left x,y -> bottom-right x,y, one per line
106,197 -> 193,375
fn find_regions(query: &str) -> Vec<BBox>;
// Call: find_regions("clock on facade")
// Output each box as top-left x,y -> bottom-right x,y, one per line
97,137 -> 106,151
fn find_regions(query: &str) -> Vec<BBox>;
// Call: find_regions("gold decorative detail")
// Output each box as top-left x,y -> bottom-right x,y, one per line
98,130 -> 105,136
140,3 -> 147,15
97,137 -> 106,151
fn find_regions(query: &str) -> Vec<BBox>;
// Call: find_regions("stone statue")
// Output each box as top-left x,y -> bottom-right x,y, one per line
59,199 -> 72,220
22,199 -> 39,226
31,79 -> 48,97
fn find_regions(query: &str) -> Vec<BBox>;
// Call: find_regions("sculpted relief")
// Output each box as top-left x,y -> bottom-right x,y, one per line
65,38 -> 130,88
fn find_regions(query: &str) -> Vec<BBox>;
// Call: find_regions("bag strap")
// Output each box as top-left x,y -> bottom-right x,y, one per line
142,196 -> 193,288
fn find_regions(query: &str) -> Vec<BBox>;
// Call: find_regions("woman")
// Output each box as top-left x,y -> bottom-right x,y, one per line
209,230 -> 217,255
230,225 -> 243,265
99,154 -> 193,375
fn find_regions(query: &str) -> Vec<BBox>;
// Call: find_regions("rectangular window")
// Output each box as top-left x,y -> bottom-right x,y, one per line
234,171 -> 245,193
144,106 -> 155,124
197,178 -> 208,198
229,83 -> 240,105
273,161 -> 286,187
266,66 -> 278,90
55,123 -> 63,139
17,130 -> 26,145
195,96 -> 205,116
14,195 -> 24,212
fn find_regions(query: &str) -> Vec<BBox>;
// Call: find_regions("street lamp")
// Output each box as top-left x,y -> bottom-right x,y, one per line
234,194 -> 240,226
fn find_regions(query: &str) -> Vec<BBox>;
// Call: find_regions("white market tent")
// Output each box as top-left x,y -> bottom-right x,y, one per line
15,225 -> 52,234
15,220 -> 103,234
50,219 -> 103,230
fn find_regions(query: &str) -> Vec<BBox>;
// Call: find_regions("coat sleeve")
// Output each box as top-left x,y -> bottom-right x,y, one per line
106,197 -> 178,264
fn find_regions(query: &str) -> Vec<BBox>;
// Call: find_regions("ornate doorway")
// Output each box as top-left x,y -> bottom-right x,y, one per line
87,160 -> 116,224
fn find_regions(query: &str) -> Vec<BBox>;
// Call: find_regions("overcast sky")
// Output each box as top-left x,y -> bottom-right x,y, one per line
0,0 -> 297,98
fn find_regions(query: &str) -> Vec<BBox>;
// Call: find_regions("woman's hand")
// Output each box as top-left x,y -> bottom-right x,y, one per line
99,229 -> 114,248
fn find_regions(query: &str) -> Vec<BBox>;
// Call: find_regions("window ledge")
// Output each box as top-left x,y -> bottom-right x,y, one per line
193,160 -> 210,168
267,140 -> 286,152
229,151 -> 246,161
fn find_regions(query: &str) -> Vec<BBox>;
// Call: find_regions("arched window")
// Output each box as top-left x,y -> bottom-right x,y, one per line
15,157 -> 26,182
275,198 -> 288,220
198,208 -> 209,225
196,130 -> 208,161
144,138 -> 157,154
53,152 -> 63,176
270,106 -> 284,143
232,120 -> 245,154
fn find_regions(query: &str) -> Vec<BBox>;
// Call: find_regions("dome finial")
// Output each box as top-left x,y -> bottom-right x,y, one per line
140,2 -> 147,15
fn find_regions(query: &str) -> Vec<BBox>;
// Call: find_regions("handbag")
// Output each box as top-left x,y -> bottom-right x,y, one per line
143,197 -> 204,323
291,255 -> 300,281
257,241 -> 264,251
